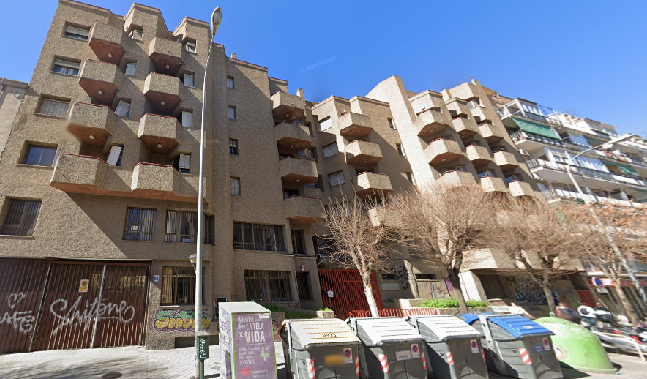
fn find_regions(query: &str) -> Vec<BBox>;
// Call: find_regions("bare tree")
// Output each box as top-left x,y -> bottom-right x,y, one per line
322,195 -> 391,317
386,184 -> 497,314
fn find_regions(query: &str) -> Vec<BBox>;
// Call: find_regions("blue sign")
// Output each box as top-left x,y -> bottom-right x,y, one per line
592,277 -> 603,288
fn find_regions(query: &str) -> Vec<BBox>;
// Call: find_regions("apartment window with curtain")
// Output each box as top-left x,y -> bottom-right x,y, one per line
318,117 -> 332,131
123,208 -> 156,241
231,177 -> 241,195
160,266 -> 204,305
53,58 -> 80,76
228,106 -> 236,120
233,222 -> 285,251
23,145 -> 56,167
64,25 -> 89,41
227,76 -> 234,89
179,111 -> 192,127
229,139 -> 238,155
115,100 -> 130,117
182,73 -> 195,87
164,210 -> 214,245
328,171 -> 345,187
1,199 -> 42,236
322,143 -> 338,158
291,229 -> 306,255
38,98 -> 69,118
129,27 -> 143,41
184,41 -> 196,53
244,270 -> 292,302
296,272 -> 313,301
172,154 -> 191,174
125,62 -> 137,76
106,145 -> 124,166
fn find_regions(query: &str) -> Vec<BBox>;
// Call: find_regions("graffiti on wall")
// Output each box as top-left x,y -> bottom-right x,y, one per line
50,296 -> 136,336
152,309 -> 211,332
1,293 -> 35,334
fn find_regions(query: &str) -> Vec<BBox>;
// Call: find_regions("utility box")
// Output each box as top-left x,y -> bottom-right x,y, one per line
280,318 -> 362,379
462,314 -> 562,379
407,315 -> 488,379
348,317 -> 427,379
219,302 -> 277,379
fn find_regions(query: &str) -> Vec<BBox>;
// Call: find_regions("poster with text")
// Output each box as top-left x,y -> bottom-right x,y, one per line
233,313 -> 276,379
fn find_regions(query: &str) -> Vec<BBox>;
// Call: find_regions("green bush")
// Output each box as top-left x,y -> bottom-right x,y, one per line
265,304 -> 285,312
286,311 -> 317,319
318,307 -> 332,312
420,298 -> 488,308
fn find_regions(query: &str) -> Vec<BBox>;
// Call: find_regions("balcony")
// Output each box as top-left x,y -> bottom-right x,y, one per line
480,176 -> 508,193
528,159 -> 647,189
435,170 -> 476,189
465,145 -> 492,164
479,123 -> 505,142
144,73 -> 182,114
50,154 -> 108,194
445,100 -> 469,118
470,107 -> 493,124
338,112 -> 372,139
148,37 -> 184,76
424,138 -> 463,165
279,157 -> 317,185
414,109 -> 450,137
275,123 -> 311,152
284,196 -> 325,223
88,23 -> 125,64
271,91 -> 305,121
67,102 -> 116,147
355,172 -> 392,196
493,150 -> 518,169
78,60 -> 119,105
345,140 -> 382,166
451,117 -> 479,136
138,113 -> 182,154
131,163 -> 204,202
508,180 -> 535,197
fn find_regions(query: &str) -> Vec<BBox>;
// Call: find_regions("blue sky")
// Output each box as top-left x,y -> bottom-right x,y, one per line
1,1 -> 645,137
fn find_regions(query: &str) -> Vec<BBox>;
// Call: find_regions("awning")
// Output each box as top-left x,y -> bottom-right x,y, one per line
511,117 -> 561,139
602,160 -> 638,176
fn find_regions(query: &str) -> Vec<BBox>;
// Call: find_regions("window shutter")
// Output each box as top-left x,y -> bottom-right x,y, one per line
39,99 -> 69,117
322,143 -> 338,158
183,74 -> 194,87
66,26 -> 89,37
125,63 -> 137,76
179,154 -> 191,170
181,111 -> 193,127
115,101 -> 130,117
106,146 -> 123,166
231,178 -> 240,195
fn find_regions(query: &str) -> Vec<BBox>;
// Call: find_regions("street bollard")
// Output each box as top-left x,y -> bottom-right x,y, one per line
196,334 -> 209,379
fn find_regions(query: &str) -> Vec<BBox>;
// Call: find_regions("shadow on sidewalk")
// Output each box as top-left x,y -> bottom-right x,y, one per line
0,356 -> 165,379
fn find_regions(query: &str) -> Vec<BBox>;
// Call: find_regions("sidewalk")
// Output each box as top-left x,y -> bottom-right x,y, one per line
0,343 -> 644,379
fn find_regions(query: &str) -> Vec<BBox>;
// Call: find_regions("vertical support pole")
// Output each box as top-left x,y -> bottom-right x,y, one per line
29,262 -> 53,352
91,264 -> 107,348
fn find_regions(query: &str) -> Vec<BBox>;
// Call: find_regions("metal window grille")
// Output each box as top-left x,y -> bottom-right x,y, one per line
123,208 -> 156,241
38,98 -> 69,117
54,59 -> 79,76
233,222 -> 285,251
244,270 -> 268,301
65,25 -> 89,41
24,145 -> 56,166
296,272 -> 312,301
161,266 -> 204,305
0,199 -> 41,236
268,271 -> 292,301
291,229 -> 306,255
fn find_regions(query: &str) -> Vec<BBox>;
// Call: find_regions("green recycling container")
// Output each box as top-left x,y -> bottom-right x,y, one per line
534,317 -> 615,374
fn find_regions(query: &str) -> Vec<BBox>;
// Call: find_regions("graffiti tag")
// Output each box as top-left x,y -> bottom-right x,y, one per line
49,296 -> 136,336
1,293 -> 36,334
152,309 -> 211,332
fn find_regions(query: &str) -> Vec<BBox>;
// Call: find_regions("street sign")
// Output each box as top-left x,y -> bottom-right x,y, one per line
591,277 -> 603,288
198,335 -> 209,359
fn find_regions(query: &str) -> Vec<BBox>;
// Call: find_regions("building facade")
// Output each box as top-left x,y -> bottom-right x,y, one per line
0,78 -> 28,158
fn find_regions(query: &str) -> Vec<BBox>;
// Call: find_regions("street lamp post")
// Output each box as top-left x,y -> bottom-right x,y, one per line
564,133 -> 647,308
194,7 -> 222,379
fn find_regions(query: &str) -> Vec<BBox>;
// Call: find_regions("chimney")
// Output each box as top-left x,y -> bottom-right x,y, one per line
230,53 -> 237,59
296,88 -> 304,98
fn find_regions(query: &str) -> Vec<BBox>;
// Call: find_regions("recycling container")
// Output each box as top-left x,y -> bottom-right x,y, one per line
462,314 -> 562,379
348,317 -> 427,379
280,318 -> 362,379
407,315 -> 488,379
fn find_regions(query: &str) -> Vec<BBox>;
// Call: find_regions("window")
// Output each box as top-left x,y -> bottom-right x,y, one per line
182,73 -> 195,87
106,145 -> 124,166
180,111 -> 193,127
228,106 -> 236,120
467,98 -> 480,110
23,145 -> 56,167
322,143 -> 338,158
233,222 -> 285,251
227,76 -> 234,89
38,98 -> 69,118
173,154 -> 191,174
291,229 -> 306,255
123,208 -> 156,241
406,172 -> 415,184
318,117 -> 332,131
115,100 -> 130,117
382,274 -> 397,280
161,266 -> 204,305
478,170 -> 494,178
185,41 -> 197,53
244,270 -> 292,302
129,27 -> 143,41
204,215 -> 215,246
296,272 -> 312,301
313,236 -> 334,258
328,171 -> 345,187
1,199 -> 41,236
125,62 -> 137,76
415,274 -> 437,280
64,25 -> 89,41
54,59 -> 79,76
231,177 -> 240,195
229,139 -> 239,155
164,210 -> 214,245
396,143 -> 404,156
388,117 -> 395,129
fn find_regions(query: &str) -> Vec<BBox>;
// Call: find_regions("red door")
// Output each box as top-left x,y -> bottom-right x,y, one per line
318,269 -> 383,318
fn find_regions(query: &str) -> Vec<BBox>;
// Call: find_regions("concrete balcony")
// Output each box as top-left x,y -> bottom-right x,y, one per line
414,110 -> 450,137
144,73 -> 182,114
131,163 -> 204,202
79,60 -> 119,105
271,91 -> 305,120
480,176 -> 508,193
508,180 -> 535,197
470,107 -> 495,124
435,170 -> 476,189
451,117 -> 479,136
445,100 -> 470,118
284,196 -> 325,223
275,123 -> 311,152
148,37 -> 184,76
465,145 -> 492,164
424,138 -> 463,165
67,102 -> 116,147
493,150 -> 519,169
479,123 -> 505,142
50,154 -> 108,194
345,140 -> 382,166
279,157 -> 317,185
355,172 -> 392,196
89,22 -> 125,64
138,113 -> 182,154
338,112 -> 372,139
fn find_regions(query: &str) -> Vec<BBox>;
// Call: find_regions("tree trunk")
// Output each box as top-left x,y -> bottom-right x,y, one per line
361,271 -> 380,317
612,278 -> 638,324
447,271 -> 469,314
542,281 -> 557,316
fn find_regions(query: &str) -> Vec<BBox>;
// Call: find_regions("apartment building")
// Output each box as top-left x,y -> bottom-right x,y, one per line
0,78 -> 28,158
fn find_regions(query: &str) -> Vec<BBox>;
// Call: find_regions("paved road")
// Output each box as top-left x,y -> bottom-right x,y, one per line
0,343 -> 645,379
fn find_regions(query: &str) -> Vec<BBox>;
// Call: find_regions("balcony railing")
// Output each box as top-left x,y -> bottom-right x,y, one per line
510,131 -> 565,147
528,158 -> 647,188
543,188 -> 641,208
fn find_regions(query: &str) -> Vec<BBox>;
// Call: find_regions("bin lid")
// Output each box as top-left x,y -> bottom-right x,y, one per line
283,318 -> 361,348
414,315 -> 482,340
487,315 -> 554,338
353,317 -> 423,345
219,301 -> 270,314
461,313 -> 491,325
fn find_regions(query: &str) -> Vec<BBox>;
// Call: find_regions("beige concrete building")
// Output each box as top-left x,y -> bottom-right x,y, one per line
0,78 -> 28,158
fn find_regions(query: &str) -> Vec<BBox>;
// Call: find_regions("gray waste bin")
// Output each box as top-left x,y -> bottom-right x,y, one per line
348,317 -> 427,379
280,318 -> 362,379
462,314 -> 562,379
407,315 -> 488,379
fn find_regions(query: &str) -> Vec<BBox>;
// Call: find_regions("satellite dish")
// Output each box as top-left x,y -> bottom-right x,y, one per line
211,7 -> 222,39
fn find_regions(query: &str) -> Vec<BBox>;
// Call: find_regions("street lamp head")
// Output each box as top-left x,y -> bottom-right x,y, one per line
211,7 -> 222,40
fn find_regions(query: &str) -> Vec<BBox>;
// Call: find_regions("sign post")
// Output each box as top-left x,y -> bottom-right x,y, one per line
196,334 -> 209,379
